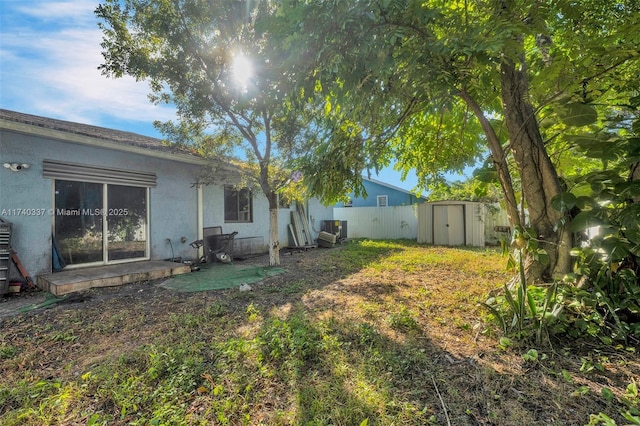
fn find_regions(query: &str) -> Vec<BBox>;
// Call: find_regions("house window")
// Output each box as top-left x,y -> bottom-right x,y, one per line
344,198 -> 353,207
224,185 -> 252,222
377,195 -> 388,207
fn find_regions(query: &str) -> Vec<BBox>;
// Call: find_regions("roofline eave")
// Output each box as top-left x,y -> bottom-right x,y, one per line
1,118 -> 212,167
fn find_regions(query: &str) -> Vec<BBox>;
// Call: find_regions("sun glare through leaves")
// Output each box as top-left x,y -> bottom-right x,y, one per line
231,53 -> 253,91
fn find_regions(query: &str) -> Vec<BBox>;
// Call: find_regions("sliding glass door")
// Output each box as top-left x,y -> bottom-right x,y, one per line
54,180 -> 149,267
54,181 -> 104,265
107,185 -> 147,261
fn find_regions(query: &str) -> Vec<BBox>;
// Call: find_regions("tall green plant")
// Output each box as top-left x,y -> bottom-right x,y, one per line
547,113 -> 640,342
482,95 -> 640,344
483,227 -> 555,340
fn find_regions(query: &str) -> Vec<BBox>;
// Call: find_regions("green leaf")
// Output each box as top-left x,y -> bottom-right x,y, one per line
522,349 -> 538,362
600,237 -> 632,262
622,411 -> 640,425
499,337 -> 512,349
620,211 -> 640,232
503,283 -> 520,321
473,166 -> 499,183
551,192 -> 577,212
569,135 -> 624,160
558,103 -> 598,127
535,250 -> 549,266
569,181 -> 594,198
480,302 -> 507,332
527,289 -> 538,317
627,382 -> 638,398
601,387 -> 615,401
573,385 -> 591,396
568,211 -> 605,232
324,99 -> 332,115
561,369 -> 573,383
574,195 -> 598,209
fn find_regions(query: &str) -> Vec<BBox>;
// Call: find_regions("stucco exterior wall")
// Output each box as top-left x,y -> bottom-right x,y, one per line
201,185 -> 334,249
307,198 -> 335,239
1,129 -> 201,276
201,184 -> 271,249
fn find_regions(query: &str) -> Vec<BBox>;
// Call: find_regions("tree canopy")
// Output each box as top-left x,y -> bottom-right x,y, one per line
266,0 -> 640,281
96,0 -> 314,266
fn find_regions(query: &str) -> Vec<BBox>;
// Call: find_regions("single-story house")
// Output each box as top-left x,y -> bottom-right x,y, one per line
0,109 -> 332,293
340,176 -> 427,207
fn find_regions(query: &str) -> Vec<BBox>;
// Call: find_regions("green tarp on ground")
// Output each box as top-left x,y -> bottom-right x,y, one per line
159,264 -> 285,293
19,293 -> 64,313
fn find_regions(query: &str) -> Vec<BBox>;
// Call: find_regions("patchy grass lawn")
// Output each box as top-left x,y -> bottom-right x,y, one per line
1,240 -> 638,425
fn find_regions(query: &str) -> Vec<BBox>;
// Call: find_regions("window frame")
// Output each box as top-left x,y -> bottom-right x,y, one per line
377,195 -> 388,207
52,179 -> 150,268
224,185 -> 253,223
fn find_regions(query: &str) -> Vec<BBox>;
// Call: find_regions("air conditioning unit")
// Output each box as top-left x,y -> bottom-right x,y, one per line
321,220 -> 347,239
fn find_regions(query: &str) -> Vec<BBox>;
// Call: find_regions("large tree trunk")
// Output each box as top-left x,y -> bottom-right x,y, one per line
500,57 -> 572,282
459,88 -> 522,230
267,191 -> 280,267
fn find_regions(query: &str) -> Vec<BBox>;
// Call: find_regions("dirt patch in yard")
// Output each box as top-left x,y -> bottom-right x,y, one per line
1,242 -> 638,425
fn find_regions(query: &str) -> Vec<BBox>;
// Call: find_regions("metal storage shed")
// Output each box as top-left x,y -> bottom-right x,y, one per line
417,201 -> 485,247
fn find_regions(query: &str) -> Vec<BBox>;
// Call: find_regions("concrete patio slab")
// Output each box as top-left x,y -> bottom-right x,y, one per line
37,260 -> 191,296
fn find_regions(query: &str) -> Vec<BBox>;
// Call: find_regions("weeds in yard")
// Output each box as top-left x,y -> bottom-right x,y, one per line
205,302 -> 228,318
0,343 -> 17,360
1,241 -> 638,425
387,307 -> 420,332
587,381 -> 640,425
260,313 -> 321,374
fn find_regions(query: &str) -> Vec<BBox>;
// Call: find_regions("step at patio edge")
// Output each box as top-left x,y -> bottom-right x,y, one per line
37,262 -> 191,296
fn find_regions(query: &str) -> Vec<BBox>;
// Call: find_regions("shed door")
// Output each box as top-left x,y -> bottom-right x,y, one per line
433,205 -> 465,246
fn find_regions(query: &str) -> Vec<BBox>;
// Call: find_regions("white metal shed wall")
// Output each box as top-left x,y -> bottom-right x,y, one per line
417,201 -> 485,247
484,203 -> 512,245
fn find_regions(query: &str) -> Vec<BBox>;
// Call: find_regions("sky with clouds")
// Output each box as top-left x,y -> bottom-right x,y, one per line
0,0 -> 440,191
0,0 -> 174,137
